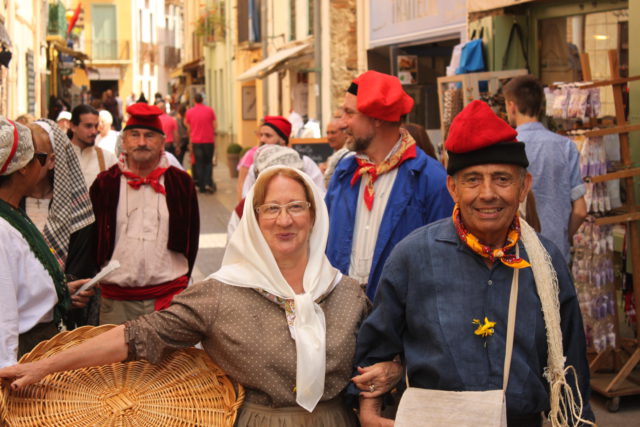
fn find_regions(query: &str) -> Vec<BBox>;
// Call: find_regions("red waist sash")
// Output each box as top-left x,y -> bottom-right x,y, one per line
101,275 -> 188,311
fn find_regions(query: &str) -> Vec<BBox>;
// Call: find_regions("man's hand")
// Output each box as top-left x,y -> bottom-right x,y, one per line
352,360 -> 403,397
0,361 -> 49,390
67,279 -> 94,309
359,396 -> 394,427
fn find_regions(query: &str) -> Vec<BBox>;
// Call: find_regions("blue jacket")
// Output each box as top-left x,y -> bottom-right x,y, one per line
325,149 -> 453,300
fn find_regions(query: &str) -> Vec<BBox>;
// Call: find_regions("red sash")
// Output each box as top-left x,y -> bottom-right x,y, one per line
101,275 -> 188,311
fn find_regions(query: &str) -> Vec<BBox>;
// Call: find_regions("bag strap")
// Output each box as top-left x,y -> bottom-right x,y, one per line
503,245 -> 520,391
95,146 -> 106,172
502,21 -> 530,71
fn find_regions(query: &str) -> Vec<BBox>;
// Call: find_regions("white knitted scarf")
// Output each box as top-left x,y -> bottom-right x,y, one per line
519,219 -> 595,426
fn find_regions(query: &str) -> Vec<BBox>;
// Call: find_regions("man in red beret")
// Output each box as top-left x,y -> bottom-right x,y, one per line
325,70 -> 453,300
90,103 -> 200,324
352,100 -> 594,426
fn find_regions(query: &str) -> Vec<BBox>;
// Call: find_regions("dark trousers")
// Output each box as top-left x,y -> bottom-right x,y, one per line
192,142 -> 214,188
18,321 -> 59,358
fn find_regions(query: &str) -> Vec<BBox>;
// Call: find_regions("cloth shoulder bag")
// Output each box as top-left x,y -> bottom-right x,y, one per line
395,257 -> 520,427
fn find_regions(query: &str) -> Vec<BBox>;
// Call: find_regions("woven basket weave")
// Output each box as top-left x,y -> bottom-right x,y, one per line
1,325 -> 244,426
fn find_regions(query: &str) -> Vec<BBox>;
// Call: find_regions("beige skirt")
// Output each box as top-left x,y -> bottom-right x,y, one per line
236,398 -> 358,427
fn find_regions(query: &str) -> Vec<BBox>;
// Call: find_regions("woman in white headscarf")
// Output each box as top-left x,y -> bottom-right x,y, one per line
0,117 -> 91,368
0,166 -> 372,426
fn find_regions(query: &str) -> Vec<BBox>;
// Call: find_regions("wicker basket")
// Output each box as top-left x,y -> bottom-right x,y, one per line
1,325 -> 244,426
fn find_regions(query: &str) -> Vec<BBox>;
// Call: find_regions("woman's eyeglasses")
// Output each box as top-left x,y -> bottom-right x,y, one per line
32,152 -> 49,166
255,201 -> 311,219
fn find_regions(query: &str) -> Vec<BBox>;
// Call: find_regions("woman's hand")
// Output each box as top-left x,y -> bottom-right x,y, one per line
67,279 -> 94,309
0,361 -> 49,390
358,396 -> 394,427
352,360 -> 403,397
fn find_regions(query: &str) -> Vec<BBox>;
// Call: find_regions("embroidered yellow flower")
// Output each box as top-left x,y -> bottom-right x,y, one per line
472,317 -> 496,337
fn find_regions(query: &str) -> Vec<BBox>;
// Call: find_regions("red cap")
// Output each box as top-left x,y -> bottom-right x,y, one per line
262,116 -> 292,143
445,100 -> 517,153
124,103 -> 164,135
350,71 -> 414,122
445,100 -> 527,175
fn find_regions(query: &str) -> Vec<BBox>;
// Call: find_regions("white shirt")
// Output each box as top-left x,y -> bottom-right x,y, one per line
348,138 -> 403,284
0,217 -> 58,367
96,130 -> 120,155
103,159 -> 189,287
242,155 -> 326,197
72,144 -> 118,187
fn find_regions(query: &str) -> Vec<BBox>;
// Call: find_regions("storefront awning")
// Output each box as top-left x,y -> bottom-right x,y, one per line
182,58 -> 204,72
50,39 -> 89,60
236,43 -> 310,82
468,0 -> 539,13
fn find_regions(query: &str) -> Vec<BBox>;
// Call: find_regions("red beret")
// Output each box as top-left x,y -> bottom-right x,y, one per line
124,103 -> 164,135
262,116 -> 292,143
349,71 -> 414,122
445,100 -> 528,175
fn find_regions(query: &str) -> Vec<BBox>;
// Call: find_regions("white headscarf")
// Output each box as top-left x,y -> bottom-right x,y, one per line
209,166 -> 341,412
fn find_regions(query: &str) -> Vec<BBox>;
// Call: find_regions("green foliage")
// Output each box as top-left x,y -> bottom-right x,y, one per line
194,3 -> 226,43
227,143 -> 243,154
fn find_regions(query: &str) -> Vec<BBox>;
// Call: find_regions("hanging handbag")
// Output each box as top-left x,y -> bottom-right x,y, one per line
394,256 -> 520,427
502,20 -> 530,71
456,28 -> 486,74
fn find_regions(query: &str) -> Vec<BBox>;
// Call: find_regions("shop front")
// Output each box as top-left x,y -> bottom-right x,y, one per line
366,0 -> 466,147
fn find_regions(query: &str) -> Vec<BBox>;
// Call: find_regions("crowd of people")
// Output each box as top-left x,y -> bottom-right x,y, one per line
0,71 -> 596,426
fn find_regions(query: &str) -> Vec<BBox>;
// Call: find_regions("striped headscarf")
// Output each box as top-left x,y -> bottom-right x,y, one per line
33,119 -> 95,268
0,116 -> 34,175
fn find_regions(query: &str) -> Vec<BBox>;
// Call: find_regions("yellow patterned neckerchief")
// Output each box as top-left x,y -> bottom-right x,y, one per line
350,128 -> 416,210
452,204 -> 531,269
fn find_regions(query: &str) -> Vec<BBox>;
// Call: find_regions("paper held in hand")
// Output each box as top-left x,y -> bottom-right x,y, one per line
73,260 -> 121,296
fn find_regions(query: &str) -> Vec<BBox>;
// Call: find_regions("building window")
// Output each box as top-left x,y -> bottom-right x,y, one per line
92,4 -> 117,60
238,0 -> 261,43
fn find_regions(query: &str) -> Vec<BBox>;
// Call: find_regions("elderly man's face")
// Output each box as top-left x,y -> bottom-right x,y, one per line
340,93 -> 375,153
122,128 -> 165,168
446,164 -> 532,248
326,122 -> 346,150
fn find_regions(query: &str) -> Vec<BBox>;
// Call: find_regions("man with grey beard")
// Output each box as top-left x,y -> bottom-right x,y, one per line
325,71 -> 452,300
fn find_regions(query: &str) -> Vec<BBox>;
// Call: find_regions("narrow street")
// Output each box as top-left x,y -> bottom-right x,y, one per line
192,164 -> 237,282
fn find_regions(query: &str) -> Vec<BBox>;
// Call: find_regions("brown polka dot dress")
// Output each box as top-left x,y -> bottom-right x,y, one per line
125,276 -> 369,426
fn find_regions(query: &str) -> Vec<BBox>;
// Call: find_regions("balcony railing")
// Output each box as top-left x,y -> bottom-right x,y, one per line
90,40 -> 130,61
164,46 -> 181,68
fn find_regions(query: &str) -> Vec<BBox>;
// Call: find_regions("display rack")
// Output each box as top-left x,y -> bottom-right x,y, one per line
436,69 -> 528,138
578,50 -> 640,412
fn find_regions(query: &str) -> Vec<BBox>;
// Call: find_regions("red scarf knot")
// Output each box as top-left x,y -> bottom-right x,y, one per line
122,167 -> 168,194
350,129 -> 416,210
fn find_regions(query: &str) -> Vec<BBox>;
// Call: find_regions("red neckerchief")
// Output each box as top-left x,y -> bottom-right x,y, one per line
350,129 -> 416,210
452,204 -> 530,269
121,167 -> 169,195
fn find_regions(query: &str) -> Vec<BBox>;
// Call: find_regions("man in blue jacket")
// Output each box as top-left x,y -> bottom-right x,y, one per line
325,71 -> 452,299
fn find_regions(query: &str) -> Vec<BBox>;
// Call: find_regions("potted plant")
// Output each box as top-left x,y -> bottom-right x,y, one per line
226,143 -> 243,178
